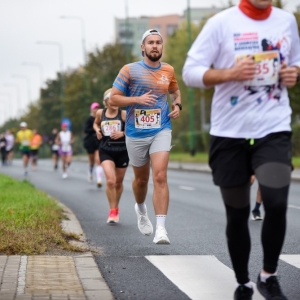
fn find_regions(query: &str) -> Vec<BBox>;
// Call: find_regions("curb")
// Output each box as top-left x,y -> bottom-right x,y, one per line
59,202 -> 114,300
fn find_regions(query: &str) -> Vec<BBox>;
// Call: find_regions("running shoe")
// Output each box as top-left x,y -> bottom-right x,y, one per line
62,173 -> 68,179
153,225 -> 170,244
134,203 -> 153,236
251,209 -> 263,221
234,285 -> 253,300
97,181 -> 102,188
257,274 -> 287,300
107,208 -> 119,224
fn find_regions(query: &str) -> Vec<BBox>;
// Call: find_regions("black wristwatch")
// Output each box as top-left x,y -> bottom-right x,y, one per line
175,103 -> 182,111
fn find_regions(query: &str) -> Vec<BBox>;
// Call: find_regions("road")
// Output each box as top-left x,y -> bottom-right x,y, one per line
1,159 -> 300,300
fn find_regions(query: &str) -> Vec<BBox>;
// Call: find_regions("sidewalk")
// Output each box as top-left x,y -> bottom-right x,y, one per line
167,161 -> 300,181
1,161 -> 299,300
0,204 -> 114,300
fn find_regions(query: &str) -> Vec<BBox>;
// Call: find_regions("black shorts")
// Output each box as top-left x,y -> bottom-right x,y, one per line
99,148 -> 129,168
21,150 -> 31,157
31,149 -> 39,158
84,137 -> 100,154
209,131 -> 292,188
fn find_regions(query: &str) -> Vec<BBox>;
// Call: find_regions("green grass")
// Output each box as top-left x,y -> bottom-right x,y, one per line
169,152 -> 209,163
0,174 -> 82,255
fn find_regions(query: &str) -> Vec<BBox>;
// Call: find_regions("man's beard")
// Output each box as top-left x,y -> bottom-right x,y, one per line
145,50 -> 162,62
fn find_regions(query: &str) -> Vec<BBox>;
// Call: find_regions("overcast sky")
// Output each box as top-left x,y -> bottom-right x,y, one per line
0,0 -> 299,124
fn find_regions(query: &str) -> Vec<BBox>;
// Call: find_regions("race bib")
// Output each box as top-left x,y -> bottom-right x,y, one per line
61,144 -> 71,152
135,109 -> 161,129
101,120 -> 121,136
236,51 -> 280,86
52,144 -> 59,151
21,140 -> 30,146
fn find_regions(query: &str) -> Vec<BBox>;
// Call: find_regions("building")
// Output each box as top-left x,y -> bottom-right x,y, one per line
115,6 -> 222,58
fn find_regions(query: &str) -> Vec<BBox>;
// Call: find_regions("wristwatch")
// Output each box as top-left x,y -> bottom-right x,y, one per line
175,103 -> 182,111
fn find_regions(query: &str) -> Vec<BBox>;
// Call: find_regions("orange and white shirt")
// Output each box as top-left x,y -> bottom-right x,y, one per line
113,60 -> 178,138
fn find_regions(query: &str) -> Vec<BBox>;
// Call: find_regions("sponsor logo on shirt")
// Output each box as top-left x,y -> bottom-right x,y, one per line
230,96 -> 238,106
157,75 -> 169,84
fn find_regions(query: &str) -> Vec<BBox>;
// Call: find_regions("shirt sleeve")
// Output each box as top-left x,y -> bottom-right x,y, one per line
113,65 -> 130,93
289,15 -> 300,67
182,17 -> 221,88
168,67 -> 179,94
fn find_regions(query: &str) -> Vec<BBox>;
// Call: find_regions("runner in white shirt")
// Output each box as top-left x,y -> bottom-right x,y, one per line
55,123 -> 74,179
5,130 -> 14,165
183,1 -> 300,299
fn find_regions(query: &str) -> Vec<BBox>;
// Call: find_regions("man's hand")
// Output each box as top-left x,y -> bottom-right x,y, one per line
168,104 -> 180,119
279,63 -> 298,87
138,90 -> 157,106
233,56 -> 256,81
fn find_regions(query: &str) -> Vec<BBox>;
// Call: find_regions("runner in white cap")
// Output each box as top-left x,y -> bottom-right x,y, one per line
109,28 -> 182,244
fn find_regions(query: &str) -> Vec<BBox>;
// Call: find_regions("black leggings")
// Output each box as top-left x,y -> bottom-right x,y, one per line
220,162 -> 290,284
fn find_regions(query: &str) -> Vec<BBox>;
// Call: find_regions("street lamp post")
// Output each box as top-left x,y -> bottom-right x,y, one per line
0,93 -> 12,120
12,74 -> 32,104
125,0 -> 130,64
60,16 -> 89,96
187,0 -> 196,156
37,41 -> 64,119
3,83 -> 21,117
22,62 -> 44,88
60,16 -> 87,64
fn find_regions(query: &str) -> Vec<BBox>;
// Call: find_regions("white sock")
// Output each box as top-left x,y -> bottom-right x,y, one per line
96,166 -> 103,182
137,202 -> 147,214
260,272 -> 277,283
156,215 -> 166,227
237,282 -> 253,289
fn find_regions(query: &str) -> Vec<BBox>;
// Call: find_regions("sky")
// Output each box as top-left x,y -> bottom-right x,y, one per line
0,0 -> 299,124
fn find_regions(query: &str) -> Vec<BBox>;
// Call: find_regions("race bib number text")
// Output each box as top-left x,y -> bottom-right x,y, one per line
135,109 -> 161,129
236,51 -> 280,86
101,120 -> 121,136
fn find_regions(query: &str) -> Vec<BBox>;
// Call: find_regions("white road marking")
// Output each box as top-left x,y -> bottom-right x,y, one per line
179,186 -> 195,191
146,255 -> 264,300
280,255 -> 300,269
288,204 -> 300,210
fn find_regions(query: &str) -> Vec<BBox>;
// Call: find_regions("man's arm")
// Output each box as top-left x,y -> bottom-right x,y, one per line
168,89 -> 181,119
109,86 -> 157,107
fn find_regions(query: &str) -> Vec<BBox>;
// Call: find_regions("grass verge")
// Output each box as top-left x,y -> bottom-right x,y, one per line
0,174 -> 84,255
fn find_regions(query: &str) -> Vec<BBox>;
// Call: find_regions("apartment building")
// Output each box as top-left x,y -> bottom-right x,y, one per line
115,6 -> 222,58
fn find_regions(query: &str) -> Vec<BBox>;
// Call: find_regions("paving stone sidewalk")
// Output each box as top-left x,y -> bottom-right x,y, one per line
0,204 -> 114,300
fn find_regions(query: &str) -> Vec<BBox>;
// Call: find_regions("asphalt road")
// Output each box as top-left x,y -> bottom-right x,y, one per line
1,159 -> 300,300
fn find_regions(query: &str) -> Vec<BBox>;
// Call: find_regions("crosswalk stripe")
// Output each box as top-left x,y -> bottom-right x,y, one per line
280,254 -> 300,269
146,255 -> 264,300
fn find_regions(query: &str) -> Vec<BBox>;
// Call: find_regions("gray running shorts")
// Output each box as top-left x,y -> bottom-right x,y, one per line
126,129 -> 172,167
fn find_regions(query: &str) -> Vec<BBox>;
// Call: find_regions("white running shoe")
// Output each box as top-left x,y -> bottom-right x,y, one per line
134,203 -> 153,236
153,225 -> 170,244
62,173 -> 68,179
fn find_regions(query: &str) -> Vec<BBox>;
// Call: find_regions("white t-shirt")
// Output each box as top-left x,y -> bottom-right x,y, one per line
183,6 -> 300,139
59,131 -> 72,152
5,134 -> 14,151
